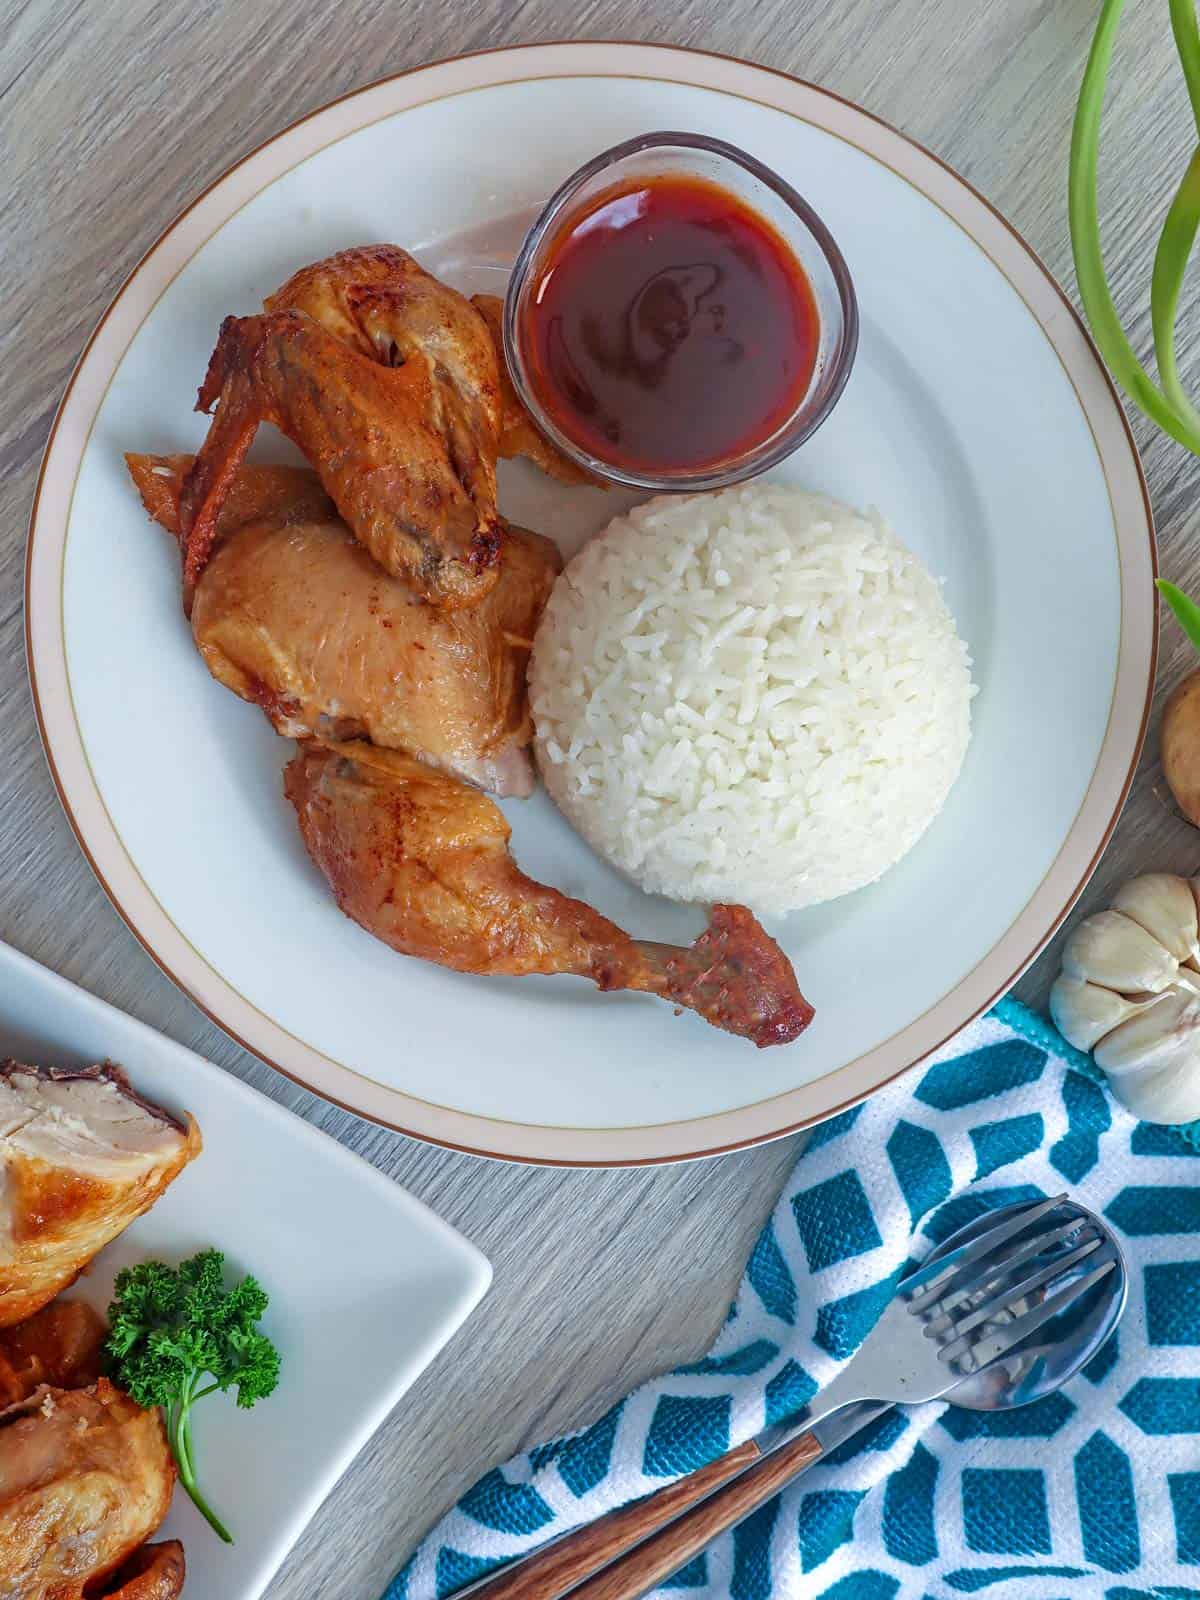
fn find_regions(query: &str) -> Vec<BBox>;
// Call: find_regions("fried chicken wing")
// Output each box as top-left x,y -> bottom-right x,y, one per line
130,449 -> 334,539
284,742 -> 813,1046
180,308 -> 502,610
268,244 -> 500,507
263,247 -> 590,487
471,293 -> 601,486
128,453 -> 561,796
0,1380 -> 175,1598
0,1063 -> 201,1329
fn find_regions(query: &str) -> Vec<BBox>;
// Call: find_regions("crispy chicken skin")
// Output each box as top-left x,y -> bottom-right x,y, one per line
0,1063 -> 201,1329
470,293 -> 601,486
267,250 -> 589,488
180,309 -> 502,611
284,742 -> 813,1046
180,246 -> 508,611
128,449 -> 334,542
127,452 -> 561,797
0,1380 -> 175,1599
0,1302 -> 107,1410
268,244 -> 500,500
101,1542 -> 186,1600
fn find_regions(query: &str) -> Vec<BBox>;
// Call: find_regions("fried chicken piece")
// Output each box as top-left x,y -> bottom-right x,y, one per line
0,1063 -> 201,1328
0,1380 -> 175,1598
102,1542 -> 186,1600
264,247 -> 590,487
0,1301 -> 107,1408
284,742 -> 813,1046
180,307 -> 502,611
268,244 -> 500,497
471,293 -> 601,486
131,449 -> 334,539
128,452 -> 561,797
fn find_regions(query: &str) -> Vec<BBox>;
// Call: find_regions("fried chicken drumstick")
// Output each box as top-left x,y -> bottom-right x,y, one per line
284,741 -> 813,1047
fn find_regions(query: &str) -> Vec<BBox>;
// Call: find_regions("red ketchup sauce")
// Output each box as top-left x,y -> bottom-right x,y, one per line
520,174 -> 820,476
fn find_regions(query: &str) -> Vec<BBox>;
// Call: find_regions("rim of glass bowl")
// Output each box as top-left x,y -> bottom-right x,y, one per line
502,129 -> 861,492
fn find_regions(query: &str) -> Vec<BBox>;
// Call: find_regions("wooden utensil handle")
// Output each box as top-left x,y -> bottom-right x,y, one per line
463,1439 -> 762,1600
563,1430 -> 823,1600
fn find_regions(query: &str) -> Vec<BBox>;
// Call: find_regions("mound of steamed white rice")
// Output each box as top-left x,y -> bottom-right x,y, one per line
529,484 -> 975,917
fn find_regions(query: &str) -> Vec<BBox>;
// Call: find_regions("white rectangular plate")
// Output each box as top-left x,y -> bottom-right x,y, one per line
0,939 -> 490,1599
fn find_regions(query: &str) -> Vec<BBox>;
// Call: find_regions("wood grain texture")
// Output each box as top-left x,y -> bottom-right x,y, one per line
1,3 -> 1197,1597
565,1432 -> 824,1600
462,1440 -> 764,1600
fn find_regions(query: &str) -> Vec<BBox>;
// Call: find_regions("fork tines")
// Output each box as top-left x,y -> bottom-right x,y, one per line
938,1257 -> 1117,1372
902,1192 -> 1117,1377
905,1194 -> 1074,1317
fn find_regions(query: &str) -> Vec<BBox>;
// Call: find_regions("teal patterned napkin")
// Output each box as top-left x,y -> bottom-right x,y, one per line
389,999 -> 1200,1599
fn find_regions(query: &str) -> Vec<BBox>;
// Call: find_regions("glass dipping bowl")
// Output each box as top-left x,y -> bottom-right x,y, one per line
503,130 -> 859,492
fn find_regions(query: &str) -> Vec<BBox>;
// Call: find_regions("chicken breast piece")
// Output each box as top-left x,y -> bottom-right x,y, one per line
0,1063 -> 201,1328
0,1379 -> 174,1598
285,742 -> 814,1046
127,452 -> 562,797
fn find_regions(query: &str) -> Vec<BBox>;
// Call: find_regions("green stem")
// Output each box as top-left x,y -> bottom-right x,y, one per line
1068,0 -> 1200,450
169,1378 -> 235,1544
1170,0 -> 1200,135
1152,146 -> 1200,425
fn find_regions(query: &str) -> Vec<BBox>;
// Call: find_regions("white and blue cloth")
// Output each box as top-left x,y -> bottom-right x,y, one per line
389,999 -> 1200,1599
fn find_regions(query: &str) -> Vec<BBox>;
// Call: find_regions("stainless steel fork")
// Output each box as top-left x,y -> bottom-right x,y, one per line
460,1193 -> 1122,1600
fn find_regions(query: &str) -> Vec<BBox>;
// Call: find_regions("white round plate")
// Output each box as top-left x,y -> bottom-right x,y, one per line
27,44 -> 1155,1165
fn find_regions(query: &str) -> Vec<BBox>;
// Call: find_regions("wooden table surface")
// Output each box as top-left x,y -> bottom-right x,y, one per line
3,1 -> 1200,1595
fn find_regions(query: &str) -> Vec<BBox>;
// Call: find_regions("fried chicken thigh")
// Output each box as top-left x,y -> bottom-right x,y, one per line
0,1380 -> 176,1598
284,742 -> 813,1046
128,453 -> 560,796
0,1063 -> 200,1329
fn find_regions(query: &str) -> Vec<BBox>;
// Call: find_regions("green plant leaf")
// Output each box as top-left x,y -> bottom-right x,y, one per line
1152,147 -> 1200,425
1171,0 -> 1200,135
1159,579 -> 1200,654
1070,0 -> 1200,451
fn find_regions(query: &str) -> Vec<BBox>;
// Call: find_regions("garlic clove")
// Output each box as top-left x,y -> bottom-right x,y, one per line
1061,910 -> 1180,994
1048,974 -> 1161,1052
1107,1056 -> 1200,1124
1093,986 -> 1200,1077
1112,873 -> 1199,962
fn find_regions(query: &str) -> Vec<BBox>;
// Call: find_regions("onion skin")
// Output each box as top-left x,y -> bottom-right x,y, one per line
1162,669 -> 1200,827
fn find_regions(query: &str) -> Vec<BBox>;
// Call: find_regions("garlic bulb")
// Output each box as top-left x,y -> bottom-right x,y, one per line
1050,872 -> 1200,1123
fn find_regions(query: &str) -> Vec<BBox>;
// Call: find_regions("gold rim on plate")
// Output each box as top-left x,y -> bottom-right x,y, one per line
25,42 -> 1157,1165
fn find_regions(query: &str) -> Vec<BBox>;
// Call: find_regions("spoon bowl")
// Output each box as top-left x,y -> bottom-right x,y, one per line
916,1196 -> 1127,1411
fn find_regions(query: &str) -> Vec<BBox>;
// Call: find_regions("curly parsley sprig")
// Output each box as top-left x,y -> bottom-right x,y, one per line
105,1249 -> 281,1543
